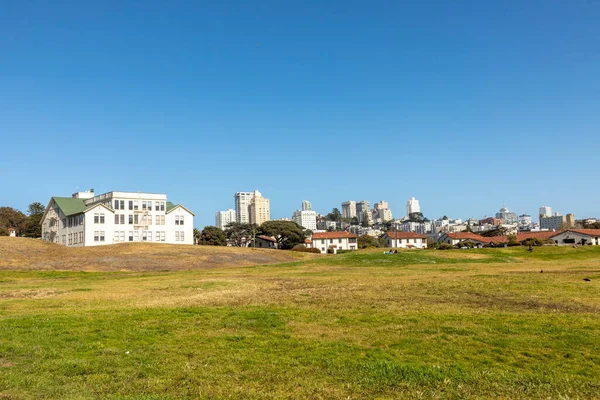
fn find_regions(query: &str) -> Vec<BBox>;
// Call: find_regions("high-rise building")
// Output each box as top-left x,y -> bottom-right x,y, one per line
341,200 -> 357,219
249,190 -> 270,226
356,200 -> 371,224
234,192 -> 254,224
302,200 -> 312,211
292,209 -> 317,231
374,201 -> 388,211
373,200 -> 393,222
495,206 -> 517,224
539,206 -> 552,223
540,213 -> 575,230
406,197 -> 420,216
215,209 -> 236,230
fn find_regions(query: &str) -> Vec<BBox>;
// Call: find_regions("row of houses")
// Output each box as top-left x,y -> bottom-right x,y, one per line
306,229 -> 600,254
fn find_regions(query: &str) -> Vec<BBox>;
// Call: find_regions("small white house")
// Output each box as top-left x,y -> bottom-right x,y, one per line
384,231 -> 428,249
550,229 -> 600,246
8,228 -> 16,237
308,232 -> 358,254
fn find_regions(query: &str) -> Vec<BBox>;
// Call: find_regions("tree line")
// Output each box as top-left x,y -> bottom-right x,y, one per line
0,202 -> 45,237
194,220 -> 308,249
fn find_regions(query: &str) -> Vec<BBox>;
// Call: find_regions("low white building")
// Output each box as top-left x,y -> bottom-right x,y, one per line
550,229 -> 600,246
41,190 -> 195,247
308,232 -> 358,254
384,231 -> 428,249
8,228 -> 16,237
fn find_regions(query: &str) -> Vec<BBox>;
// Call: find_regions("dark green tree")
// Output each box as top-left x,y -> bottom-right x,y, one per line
357,234 -> 380,249
258,220 -> 305,249
326,208 -> 342,222
23,202 -> 45,238
225,222 -> 257,247
0,207 -> 27,236
198,226 -> 227,246
409,212 -> 425,223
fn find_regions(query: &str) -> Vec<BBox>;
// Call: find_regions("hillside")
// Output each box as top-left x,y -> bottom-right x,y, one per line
0,237 -> 318,271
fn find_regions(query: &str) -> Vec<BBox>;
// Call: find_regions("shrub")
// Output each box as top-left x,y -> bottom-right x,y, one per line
290,245 -> 321,253
437,243 -> 454,250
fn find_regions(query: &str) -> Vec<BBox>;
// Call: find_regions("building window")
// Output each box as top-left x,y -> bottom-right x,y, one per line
180,231 -> 184,242
115,214 -> 120,224
129,201 -> 133,210
175,232 -> 180,242
160,202 -> 165,211
120,215 -> 125,224
99,232 -> 105,242
114,200 -> 119,210
148,231 -> 152,241
155,232 -> 160,242
68,233 -> 72,245
155,202 -> 160,211
142,231 -> 147,241
330,239 -> 333,243
114,231 -> 120,242
79,232 -> 84,243
142,201 -> 147,211
129,215 -> 133,224
100,213 -> 105,224
338,239 -> 342,243
175,215 -> 184,225
94,231 -> 99,242
146,215 -> 152,226
160,231 -> 165,242
148,201 -> 153,210
133,201 -> 139,211
120,231 -> 125,242
94,214 -> 99,223
129,231 -> 134,242
62,235 -> 66,245
134,215 -> 139,224
134,231 -> 139,241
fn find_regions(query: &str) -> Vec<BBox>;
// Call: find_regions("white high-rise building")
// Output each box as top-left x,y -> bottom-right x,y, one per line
292,209 -> 317,231
41,190 -> 194,246
215,209 -> 236,230
539,206 -> 552,222
407,197 -> 421,215
341,200 -> 357,219
356,200 -> 372,225
235,192 -> 254,224
302,200 -> 312,211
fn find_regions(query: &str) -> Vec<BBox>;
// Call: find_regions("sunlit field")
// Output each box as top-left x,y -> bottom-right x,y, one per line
1,237 -> 599,399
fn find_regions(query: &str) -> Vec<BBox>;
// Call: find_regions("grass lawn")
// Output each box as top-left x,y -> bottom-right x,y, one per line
1,239 -> 599,399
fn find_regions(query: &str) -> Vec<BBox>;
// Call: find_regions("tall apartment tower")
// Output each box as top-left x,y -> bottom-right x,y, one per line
356,200 -> 371,224
407,197 -> 421,215
302,200 -> 312,211
234,192 -> 254,224
341,200 -> 357,219
249,190 -> 271,226
539,206 -> 552,223
215,209 -> 236,230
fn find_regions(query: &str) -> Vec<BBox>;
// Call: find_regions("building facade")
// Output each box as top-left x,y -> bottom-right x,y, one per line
540,213 -> 575,231
406,197 -> 420,216
341,200 -> 357,219
495,207 -> 517,224
249,190 -> 270,225
539,206 -> 552,222
234,192 -> 254,224
302,200 -> 312,211
308,232 -> 358,254
215,209 -> 236,230
356,200 -> 371,225
384,231 -> 428,249
41,190 -> 194,247
292,209 -> 317,231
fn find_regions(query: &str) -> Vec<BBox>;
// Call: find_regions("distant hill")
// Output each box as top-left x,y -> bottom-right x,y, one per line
0,237 -> 316,271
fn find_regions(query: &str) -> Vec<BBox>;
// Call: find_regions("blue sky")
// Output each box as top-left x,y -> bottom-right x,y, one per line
1,0 -> 599,227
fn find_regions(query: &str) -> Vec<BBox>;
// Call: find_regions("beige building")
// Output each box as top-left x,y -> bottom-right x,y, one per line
540,213 -> 575,231
249,190 -> 271,225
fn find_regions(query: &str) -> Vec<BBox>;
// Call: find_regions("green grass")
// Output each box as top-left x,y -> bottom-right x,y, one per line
1,246 -> 600,398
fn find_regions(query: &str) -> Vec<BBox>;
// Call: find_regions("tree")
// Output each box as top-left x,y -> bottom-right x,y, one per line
225,222 -> 257,247
409,212 -> 425,223
326,208 -> 342,222
480,227 -> 509,237
198,226 -> 227,246
357,234 -> 380,249
0,207 -> 27,236
258,220 -> 305,249
23,202 -> 45,238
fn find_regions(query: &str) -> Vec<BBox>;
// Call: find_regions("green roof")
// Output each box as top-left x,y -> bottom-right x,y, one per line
52,197 -> 86,216
166,201 -> 176,212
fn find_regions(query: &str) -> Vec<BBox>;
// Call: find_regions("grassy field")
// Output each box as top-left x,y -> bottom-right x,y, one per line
1,238 -> 599,399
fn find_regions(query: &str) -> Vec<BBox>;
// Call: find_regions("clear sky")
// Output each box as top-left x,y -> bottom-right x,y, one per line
1,0 -> 599,227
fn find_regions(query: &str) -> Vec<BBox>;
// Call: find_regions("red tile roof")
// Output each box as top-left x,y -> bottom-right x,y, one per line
386,231 -> 428,239
516,231 -> 560,241
446,232 -> 486,241
562,229 -> 600,237
312,231 -> 358,239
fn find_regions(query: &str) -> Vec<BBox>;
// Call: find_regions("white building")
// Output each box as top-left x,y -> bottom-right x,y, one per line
341,200 -> 357,219
307,232 -> 358,254
302,200 -> 312,211
495,207 -> 517,224
540,213 -> 575,231
41,190 -> 194,247
234,192 -> 254,224
215,209 -> 236,230
539,206 -> 552,222
550,229 -> 600,246
407,197 -> 420,215
292,209 -> 317,231
384,231 -> 428,249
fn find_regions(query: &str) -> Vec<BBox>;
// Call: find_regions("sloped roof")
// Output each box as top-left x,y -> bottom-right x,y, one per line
257,235 -> 276,242
165,202 -> 196,216
445,232 -> 486,241
312,231 -> 358,239
52,197 -> 86,216
386,231 -> 428,239
557,229 -> 600,237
